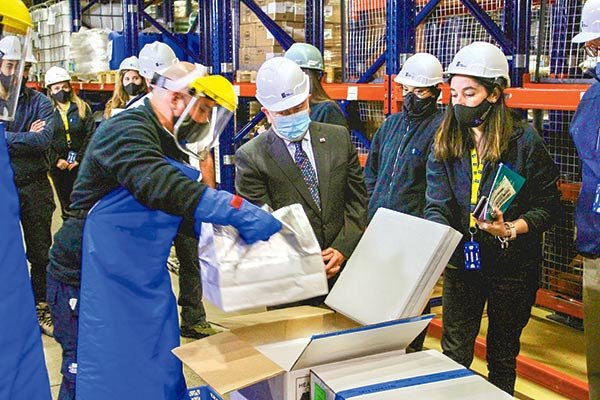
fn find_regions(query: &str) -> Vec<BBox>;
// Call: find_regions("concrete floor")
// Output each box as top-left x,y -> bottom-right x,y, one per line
42,202 -> 587,400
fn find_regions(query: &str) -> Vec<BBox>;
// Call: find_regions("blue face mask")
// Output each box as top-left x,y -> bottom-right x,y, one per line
272,109 -> 311,141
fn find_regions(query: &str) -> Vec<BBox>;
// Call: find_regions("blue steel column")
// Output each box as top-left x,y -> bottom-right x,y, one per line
506,0 -> 531,86
210,0 -> 236,192
306,0 -> 324,52
387,0 -> 416,114
163,0 -> 175,32
70,0 -> 81,32
122,0 -> 139,57
198,0 -> 211,65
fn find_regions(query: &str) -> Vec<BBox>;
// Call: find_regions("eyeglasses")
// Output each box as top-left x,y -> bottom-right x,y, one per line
401,86 -> 431,99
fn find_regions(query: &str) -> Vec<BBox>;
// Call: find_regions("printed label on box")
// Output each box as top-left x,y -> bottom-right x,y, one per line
296,376 -> 310,400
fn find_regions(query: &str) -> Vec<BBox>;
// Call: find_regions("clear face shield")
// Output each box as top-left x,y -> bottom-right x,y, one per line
173,95 -> 234,161
0,29 -> 31,121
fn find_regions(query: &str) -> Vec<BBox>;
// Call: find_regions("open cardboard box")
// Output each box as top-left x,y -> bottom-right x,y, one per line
173,307 -> 433,399
310,350 -> 513,400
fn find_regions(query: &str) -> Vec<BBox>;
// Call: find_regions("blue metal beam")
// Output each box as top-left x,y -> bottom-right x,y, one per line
162,0 -> 174,32
240,0 -> 295,50
458,0 -> 513,54
122,0 -> 138,56
198,0 -> 211,65
234,112 -> 266,144
140,10 -> 201,63
306,0 -> 324,52
357,53 -> 386,83
511,0 -> 531,86
416,0 -> 442,26
69,0 -> 82,32
210,0 -> 236,192
80,0 -> 99,15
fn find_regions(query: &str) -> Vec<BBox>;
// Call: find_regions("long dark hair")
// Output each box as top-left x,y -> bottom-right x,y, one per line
304,68 -> 331,104
434,76 -> 513,163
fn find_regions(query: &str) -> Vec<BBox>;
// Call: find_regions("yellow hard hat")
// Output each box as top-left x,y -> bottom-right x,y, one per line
188,75 -> 238,113
0,0 -> 33,35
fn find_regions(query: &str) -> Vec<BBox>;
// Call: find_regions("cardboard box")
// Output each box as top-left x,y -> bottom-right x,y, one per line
325,208 -> 462,325
173,307 -> 433,400
239,45 -> 284,70
310,350 -> 514,399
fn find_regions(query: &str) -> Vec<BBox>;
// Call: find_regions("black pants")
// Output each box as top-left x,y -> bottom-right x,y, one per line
17,177 -> 56,303
173,231 -> 206,326
50,167 -> 78,217
441,266 -> 538,395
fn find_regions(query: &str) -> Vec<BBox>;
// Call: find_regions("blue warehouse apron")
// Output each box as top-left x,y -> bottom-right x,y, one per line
76,158 -> 200,400
0,123 -> 52,400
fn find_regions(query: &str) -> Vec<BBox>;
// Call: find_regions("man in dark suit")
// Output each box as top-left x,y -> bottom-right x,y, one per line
235,57 -> 368,298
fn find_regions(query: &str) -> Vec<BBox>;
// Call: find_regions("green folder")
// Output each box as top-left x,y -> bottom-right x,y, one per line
484,163 -> 526,220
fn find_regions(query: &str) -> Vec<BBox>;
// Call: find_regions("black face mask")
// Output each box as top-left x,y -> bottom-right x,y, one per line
124,82 -> 143,96
453,100 -> 493,128
52,90 -> 70,104
0,73 -> 13,90
403,92 -> 435,117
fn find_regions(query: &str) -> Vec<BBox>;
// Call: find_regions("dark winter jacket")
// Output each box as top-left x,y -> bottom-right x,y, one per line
5,87 -> 54,186
311,100 -> 349,130
365,106 -> 443,221
569,80 -> 600,257
424,122 -> 561,272
48,102 -> 95,166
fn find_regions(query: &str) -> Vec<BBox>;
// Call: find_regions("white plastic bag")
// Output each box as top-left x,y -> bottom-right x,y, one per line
199,203 -> 328,312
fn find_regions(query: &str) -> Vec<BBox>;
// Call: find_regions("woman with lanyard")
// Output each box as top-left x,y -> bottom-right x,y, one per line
104,56 -> 147,118
424,42 -> 560,395
284,43 -> 349,129
46,66 -> 95,218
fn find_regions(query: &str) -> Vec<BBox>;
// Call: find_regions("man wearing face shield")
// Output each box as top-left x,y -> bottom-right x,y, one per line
46,61 -> 281,400
364,53 -> 443,352
0,1 -> 53,399
235,57 -> 368,304
127,42 -> 219,340
571,1 -> 600,397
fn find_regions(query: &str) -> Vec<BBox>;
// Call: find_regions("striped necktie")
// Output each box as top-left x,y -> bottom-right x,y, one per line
294,141 -> 321,209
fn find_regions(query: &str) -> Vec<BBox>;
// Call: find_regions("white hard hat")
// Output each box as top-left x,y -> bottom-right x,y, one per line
119,55 -> 139,71
0,36 -> 22,61
285,43 -> 324,71
138,42 -> 178,79
446,41 -> 511,87
45,66 -> 71,87
573,0 -> 600,43
255,57 -> 309,112
394,53 -> 443,87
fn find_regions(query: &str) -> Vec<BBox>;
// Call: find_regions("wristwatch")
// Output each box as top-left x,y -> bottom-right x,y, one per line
504,222 -> 517,241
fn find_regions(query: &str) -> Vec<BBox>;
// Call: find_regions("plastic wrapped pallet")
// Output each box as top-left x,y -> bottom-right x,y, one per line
69,28 -> 111,75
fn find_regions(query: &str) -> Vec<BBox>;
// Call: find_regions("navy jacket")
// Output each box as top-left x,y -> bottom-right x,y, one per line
48,102 -> 95,166
48,100 -> 206,286
311,100 -> 349,130
5,87 -> 54,185
424,123 -> 561,272
570,79 -> 600,257
365,106 -> 443,221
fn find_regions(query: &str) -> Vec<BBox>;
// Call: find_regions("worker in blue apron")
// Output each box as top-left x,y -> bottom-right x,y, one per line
46,62 -> 282,400
0,2 -> 52,399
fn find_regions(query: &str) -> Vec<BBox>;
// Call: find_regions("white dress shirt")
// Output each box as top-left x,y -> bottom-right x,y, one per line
282,130 -> 318,181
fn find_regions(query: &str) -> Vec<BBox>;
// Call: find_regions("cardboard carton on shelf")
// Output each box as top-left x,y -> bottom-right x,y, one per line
239,45 -> 285,71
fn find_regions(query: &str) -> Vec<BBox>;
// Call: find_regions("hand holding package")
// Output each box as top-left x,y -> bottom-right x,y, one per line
198,203 -> 328,311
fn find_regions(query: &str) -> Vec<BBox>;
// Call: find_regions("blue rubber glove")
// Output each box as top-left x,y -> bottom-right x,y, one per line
194,188 -> 282,244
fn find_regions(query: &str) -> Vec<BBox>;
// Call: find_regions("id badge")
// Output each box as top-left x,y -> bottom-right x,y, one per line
464,241 -> 481,270
594,183 -> 600,214
67,150 -> 77,164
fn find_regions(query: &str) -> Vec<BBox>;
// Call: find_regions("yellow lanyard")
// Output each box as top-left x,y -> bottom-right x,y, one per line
58,103 -> 71,145
470,147 -> 483,229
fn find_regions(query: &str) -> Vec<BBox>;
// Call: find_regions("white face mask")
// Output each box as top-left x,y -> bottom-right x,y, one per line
271,109 -> 311,141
